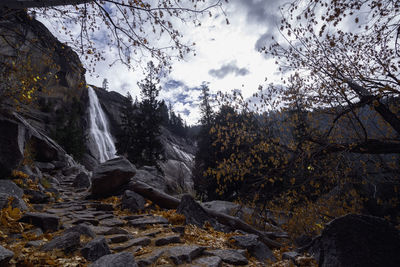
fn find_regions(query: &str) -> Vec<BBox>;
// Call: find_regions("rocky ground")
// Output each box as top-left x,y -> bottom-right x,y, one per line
0,164 -> 301,267
1,156 -> 400,267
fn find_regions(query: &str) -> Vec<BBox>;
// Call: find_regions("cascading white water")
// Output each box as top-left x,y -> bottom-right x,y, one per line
87,86 -> 117,162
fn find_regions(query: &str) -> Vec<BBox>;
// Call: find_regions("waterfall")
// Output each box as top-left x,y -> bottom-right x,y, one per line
87,86 -> 117,163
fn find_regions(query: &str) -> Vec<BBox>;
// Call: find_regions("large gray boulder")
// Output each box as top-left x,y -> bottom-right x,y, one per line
90,157 -> 136,197
0,180 -> 28,211
167,245 -> 205,265
134,167 -> 168,193
0,245 -> 14,266
306,214 -> 400,267
65,224 -> 96,238
202,200 -> 253,221
0,246 -> 14,266
41,231 -> 81,253
73,172 -> 91,189
0,113 -> 75,178
121,190 -> 145,212
81,237 -> 111,262
0,180 -> 23,198
177,194 -> 228,232
230,234 -> 275,262
19,212 -> 60,232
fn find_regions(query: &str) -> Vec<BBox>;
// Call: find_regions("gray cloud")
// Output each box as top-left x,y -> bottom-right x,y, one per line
163,79 -> 185,91
230,0 -> 282,51
209,61 -> 250,79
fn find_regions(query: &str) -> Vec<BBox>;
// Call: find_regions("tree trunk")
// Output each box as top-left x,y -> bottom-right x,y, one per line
128,180 -> 284,248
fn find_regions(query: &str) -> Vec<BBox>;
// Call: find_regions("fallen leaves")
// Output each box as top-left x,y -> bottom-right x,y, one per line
153,209 -> 185,225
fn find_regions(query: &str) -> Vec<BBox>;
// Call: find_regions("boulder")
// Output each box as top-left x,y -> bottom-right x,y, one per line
0,192 -> 28,211
107,234 -> 132,244
89,252 -> 138,267
230,234 -> 275,262
0,113 -> 74,178
202,200 -> 253,221
167,245 -> 205,265
73,172 -> 91,189
65,224 -> 96,238
19,212 -> 60,232
81,237 -> 111,262
41,231 -> 81,253
159,159 -> 194,194
80,153 -> 99,171
306,214 -> 400,267
193,256 -> 222,267
24,189 -> 50,204
14,113 -> 72,164
90,157 -> 136,197
121,190 -> 145,212
0,180 -> 23,198
177,194 -> 227,231
0,245 -> 14,266
136,250 -> 164,267
134,168 -> 168,193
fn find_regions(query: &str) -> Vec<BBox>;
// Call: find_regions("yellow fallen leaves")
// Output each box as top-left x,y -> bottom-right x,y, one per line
0,198 -> 24,233
11,170 -> 29,179
13,176 -> 40,191
8,246 -> 88,267
183,223 -> 234,249
101,196 -> 120,206
153,209 -> 185,225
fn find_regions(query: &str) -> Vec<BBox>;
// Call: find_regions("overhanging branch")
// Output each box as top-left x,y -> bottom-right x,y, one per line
0,0 -> 92,9
312,139 -> 400,155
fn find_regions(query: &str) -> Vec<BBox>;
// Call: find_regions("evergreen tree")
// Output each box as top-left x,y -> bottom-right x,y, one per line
199,84 -> 213,126
134,62 -> 165,168
159,100 -> 169,127
117,63 -> 165,169
193,83 -> 216,199
117,92 -> 139,161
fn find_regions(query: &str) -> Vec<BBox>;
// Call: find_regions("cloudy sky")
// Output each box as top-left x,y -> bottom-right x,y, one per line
39,0 -> 285,125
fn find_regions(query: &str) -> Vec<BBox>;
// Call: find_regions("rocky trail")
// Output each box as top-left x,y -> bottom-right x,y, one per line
0,165 -> 285,267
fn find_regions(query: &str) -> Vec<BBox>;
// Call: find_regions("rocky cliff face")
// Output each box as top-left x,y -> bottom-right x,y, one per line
92,86 -> 197,194
0,10 -> 86,133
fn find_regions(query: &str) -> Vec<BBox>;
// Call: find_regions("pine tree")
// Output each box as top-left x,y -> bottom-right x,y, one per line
193,83 -> 216,199
117,92 -> 138,160
199,84 -> 213,127
135,61 -> 165,168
